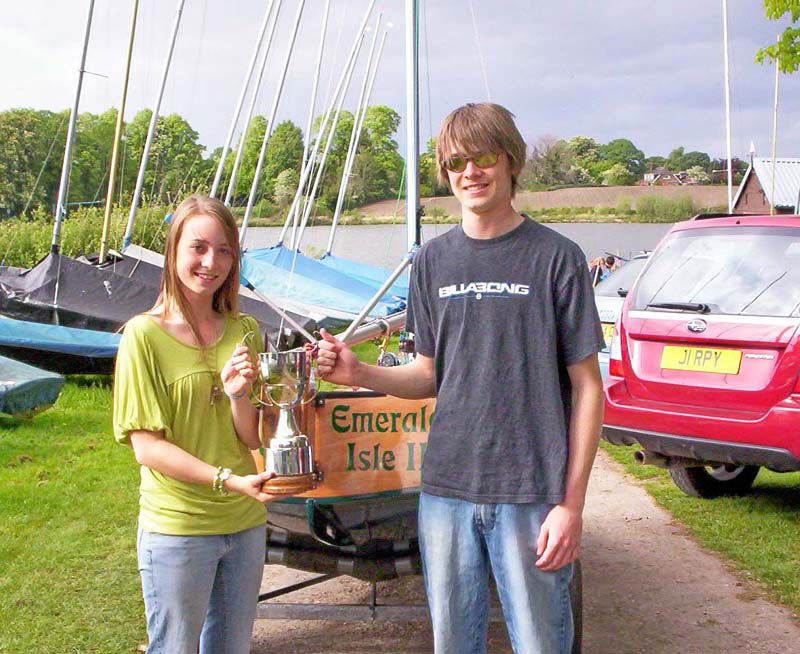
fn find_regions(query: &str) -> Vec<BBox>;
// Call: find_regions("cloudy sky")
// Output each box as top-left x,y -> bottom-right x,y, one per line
3,0 -> 798,163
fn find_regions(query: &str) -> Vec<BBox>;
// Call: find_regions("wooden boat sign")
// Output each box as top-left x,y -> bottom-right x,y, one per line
257,391 -> 434,499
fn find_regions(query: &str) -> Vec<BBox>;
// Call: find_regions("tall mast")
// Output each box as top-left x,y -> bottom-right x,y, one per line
223,0 -> 282,207
722,0 -> 733,213
52,0 -> 95,253
124,0 -> 185,249
239,0 -> 307,245
326,15 -> 385,255
405,0 -> 420,249
209,4 -> 275,199
99,0 -> 139,263
770,35 -> 780,216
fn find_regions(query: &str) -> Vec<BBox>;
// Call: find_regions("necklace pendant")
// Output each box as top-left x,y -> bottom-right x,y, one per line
210,385 -> 222,406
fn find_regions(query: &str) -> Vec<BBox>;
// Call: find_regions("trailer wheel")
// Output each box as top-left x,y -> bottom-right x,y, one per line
668,464 -> 759,499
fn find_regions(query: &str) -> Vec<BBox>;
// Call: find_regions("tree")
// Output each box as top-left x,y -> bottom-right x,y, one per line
567,136 -> 600,167
600,162 -> 636,186
599,139 -> 645,175
756,1 -> 800,72
521,136 -> 574,188
342,105 -> 404,206
685,165 -> 710,184
262,120 -> 304,199
643,156 -> 666,171
419,137 -> 448,197
124,110 -> 209,205
273,168 -> 299,206
0,109 -> 66,215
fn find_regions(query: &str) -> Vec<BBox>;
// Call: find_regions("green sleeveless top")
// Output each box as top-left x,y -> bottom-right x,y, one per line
113,313 -> 266,535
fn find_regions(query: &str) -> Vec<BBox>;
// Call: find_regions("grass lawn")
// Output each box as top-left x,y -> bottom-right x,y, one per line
602,442 -> 800,614
0,379 -> 145,653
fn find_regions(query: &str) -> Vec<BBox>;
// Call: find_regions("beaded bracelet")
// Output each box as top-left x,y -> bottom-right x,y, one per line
225,388 -> 247,400
212,466 -> 232,495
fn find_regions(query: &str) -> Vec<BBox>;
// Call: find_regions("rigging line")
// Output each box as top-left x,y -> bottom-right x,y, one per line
21,112 -> 68,218
421,0 -> 437,242
467,0 -> 491,102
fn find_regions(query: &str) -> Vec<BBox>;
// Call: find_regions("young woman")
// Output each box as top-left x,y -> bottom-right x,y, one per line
113,194 -> 276,654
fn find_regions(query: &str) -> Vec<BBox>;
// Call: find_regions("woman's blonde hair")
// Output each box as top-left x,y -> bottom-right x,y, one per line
152,194 -> 240,346
435,103 -> 526,197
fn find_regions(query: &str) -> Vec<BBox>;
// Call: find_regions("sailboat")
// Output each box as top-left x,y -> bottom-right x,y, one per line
0,351 -> 64,418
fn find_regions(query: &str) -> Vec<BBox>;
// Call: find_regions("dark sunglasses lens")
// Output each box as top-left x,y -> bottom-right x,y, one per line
474,152 -> 499,168
444,156 -> 466,172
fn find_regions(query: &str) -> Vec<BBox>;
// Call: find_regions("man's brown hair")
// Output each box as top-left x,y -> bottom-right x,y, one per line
436,103 -> 526,197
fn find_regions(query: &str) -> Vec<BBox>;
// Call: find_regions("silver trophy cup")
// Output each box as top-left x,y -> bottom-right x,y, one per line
257,348 -> 317,493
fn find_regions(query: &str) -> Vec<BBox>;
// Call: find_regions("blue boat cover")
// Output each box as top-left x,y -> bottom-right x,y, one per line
0,354 -> 65,417
0,318 -> 120,358
241,246 -> 405,318
317,253 -> 410,299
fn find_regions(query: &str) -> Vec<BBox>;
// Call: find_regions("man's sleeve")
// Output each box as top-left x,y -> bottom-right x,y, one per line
555,263 -> 605,365
407,256 -> 435,358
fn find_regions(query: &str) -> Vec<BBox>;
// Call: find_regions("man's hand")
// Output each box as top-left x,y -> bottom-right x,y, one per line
535,503 -> 582,571
317,328 -> 362,387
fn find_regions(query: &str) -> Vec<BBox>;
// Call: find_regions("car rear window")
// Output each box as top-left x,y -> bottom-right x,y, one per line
594,257 -> 648,297
630,226 -> 800,317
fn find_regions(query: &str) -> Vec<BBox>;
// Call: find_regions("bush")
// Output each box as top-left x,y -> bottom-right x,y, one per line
635,194 -> 696,222
0,205 -> 169,267
615,195 -> 632,214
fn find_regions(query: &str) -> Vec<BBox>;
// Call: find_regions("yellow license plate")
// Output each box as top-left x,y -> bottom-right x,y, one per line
601,323 -> 614,345
660,346 -> 742,374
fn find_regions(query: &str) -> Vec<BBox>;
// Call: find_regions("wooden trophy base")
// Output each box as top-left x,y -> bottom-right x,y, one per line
262,472 -> 315,496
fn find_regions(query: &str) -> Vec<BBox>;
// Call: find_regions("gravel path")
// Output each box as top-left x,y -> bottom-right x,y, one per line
250,451 -> 800,653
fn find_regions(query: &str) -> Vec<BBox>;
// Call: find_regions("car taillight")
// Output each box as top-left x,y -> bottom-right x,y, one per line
609,318 -> 624,377
794,374 -> 800,395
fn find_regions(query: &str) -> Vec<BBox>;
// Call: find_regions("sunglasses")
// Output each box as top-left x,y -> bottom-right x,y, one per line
441,151 -> 500,173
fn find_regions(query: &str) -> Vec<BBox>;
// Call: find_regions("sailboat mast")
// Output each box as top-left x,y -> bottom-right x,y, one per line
209,4 -> 275,199
722,0 -> 733,213
223,0 -> 282,207
770,35 -> 779,216
239,0 -> 307,245
52,0 -> 95,253
405,0 -> 420,250
326,15 -> 385,255
99,0 -> 139,263
124,0 -> 185,249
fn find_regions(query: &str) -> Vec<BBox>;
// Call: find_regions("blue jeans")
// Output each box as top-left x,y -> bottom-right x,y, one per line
418,492 -> 573,654
137,524 -> 266,654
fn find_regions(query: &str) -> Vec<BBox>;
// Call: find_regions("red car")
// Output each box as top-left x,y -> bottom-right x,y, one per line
603,214 -> 800,498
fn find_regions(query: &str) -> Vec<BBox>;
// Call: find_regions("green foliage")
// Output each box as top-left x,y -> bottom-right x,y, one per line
666,146 -> 711,173
599,138 -> 645,175
756,1 -> 800,73
273,168 -> 299,206
615,195 -> 633,214
601,163 -> 637,186
634,194 -> 696,222
0,109 -> 67,216
0,207 -> 168,267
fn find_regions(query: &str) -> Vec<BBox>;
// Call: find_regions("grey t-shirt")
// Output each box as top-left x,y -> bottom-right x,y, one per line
407,216 -> 604,503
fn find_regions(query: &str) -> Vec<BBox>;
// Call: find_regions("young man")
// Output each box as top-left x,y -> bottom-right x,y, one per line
317,103 -> 604,654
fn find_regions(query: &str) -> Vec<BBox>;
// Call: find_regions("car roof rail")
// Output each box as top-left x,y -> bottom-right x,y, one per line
689,212 -> 761,221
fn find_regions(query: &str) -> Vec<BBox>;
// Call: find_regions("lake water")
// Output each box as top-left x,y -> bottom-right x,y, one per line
242,222 -> 672,267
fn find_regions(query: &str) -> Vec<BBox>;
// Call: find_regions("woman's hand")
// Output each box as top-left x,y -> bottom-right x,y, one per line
225,471 -> 281,503
221,344 -> 255,399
